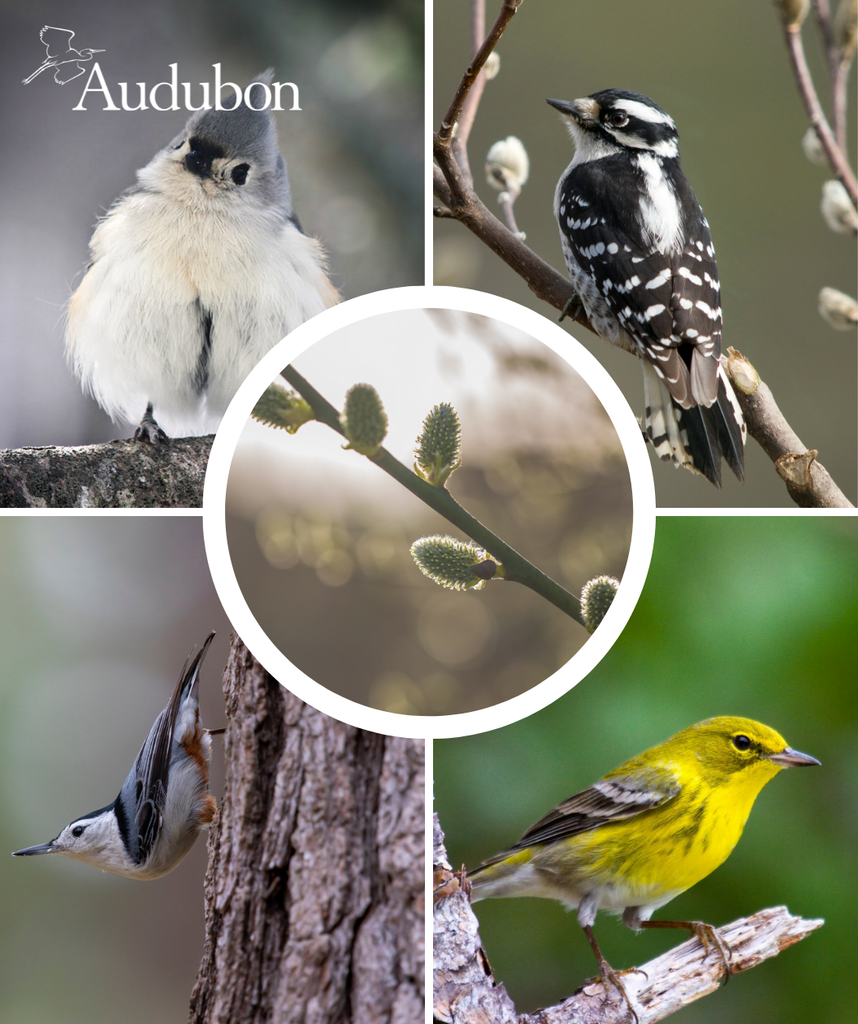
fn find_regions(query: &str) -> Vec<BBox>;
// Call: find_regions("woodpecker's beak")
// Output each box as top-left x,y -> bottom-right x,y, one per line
766,747 -> 821,768
12,840 -> 58,857
546,97 -> 599,124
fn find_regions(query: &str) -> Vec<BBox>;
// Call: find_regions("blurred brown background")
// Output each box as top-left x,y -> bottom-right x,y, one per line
434,0 -> 857,508
226,308 -> 634,715
1,0 -> 423,448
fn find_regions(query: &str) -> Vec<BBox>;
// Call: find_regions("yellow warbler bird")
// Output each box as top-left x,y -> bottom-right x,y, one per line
468,716 -> 819,1019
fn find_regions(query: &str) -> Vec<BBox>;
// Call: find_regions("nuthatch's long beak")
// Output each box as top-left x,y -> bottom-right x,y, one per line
767,747 -> 821,768
12,840 -> 57,857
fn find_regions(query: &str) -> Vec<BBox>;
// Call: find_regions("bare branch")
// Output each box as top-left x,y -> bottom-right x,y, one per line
725,349 -> 853,507
0,436 -> 212,508
434,815 -> 824,1024
778,17 -> 858,204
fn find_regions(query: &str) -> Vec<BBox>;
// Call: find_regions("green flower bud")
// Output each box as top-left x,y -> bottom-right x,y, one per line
414,403 -> 462,487
252,385 -> 314,433
581,575 -> 620,633
410,535 -> 496,591
342,383 -> 388,456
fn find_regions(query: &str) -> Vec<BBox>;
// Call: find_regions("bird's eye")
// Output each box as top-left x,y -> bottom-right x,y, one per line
231,163 -> 250,186
608,111 -> 629,127
72,825 -> 86,838
733,734 -> 751,751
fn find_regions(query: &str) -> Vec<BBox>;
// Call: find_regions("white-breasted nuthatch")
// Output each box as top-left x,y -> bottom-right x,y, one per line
13,633 -> 221,879
65,71 -> 340,443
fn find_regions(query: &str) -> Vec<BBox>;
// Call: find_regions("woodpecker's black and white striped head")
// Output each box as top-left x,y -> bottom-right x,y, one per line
547,89 -> 679,163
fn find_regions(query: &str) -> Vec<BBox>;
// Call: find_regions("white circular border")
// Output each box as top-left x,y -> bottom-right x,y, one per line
203,285 -> 656,740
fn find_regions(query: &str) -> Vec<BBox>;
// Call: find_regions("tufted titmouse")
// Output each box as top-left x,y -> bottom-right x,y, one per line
65,71 -> 339,442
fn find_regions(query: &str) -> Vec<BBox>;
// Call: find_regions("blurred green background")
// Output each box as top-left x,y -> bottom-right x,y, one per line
434,0 -> 857,508
0,518 -> 233,1024
435,516 -> 858,1023
226,309 -> 633,714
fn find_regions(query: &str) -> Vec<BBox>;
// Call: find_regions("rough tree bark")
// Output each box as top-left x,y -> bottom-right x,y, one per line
0,437 -> 213,508
189,636 -> 425,1024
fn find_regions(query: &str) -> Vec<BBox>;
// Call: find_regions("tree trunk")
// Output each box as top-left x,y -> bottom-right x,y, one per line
190,636 -> 425,1024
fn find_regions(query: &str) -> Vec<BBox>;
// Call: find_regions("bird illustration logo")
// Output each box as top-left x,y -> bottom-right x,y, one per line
23,26 -> 105,86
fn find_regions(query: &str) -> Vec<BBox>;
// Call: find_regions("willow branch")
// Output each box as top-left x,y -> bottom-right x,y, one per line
279,365 -> 585,624
779,18 -> 858,205
725,349 -> 853,507
433,815 -> 824,1024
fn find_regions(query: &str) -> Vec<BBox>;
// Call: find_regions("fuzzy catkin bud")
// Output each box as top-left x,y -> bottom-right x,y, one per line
486,136 -> 530,196
410,535 -> 493,591
818,287 -> 858,329
835,0 -> 858,61
581,575 -> 620,633
801,127 -> 827,166
777,0 -> 810,28
342,383 -> 388,456
252,385 -> 314,433
821,180 -> 858,234
483,52 -> 500,80
414,403 -> 462,487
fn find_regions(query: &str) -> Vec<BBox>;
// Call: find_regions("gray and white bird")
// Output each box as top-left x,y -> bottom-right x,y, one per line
548,89 -> 745,487
66,72 -> 339,442
13,634 -> 220,880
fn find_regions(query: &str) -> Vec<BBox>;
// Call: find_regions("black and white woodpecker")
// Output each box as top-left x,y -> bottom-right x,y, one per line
548,89 -> 745,487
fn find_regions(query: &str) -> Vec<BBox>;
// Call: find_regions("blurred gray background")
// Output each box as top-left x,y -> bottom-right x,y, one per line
0,517 -> 234,1024
1,0 -> 423,448
434,0 -> 857,508
226,309 -> 634,715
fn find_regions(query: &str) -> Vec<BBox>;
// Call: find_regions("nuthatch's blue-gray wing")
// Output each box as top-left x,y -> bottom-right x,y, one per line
119,632 -> 215,864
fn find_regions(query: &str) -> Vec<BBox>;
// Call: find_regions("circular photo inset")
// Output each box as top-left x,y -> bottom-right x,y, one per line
204,289 -> 655,736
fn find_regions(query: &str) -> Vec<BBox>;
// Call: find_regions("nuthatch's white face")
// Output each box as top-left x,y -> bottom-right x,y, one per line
13,806 -> 137,876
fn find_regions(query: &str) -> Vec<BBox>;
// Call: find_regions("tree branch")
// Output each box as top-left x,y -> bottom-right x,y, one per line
778,15 -> 858,205
0,436 -> 213,508
191,636 -> 425,1024
725,349 -> 853,507
433,815 -> 824,1024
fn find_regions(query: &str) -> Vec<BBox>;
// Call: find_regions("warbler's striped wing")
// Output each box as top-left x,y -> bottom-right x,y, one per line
498,770 -> 681,856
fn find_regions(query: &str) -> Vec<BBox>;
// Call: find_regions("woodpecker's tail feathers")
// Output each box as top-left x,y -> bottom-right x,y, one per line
642,362 -> 745,486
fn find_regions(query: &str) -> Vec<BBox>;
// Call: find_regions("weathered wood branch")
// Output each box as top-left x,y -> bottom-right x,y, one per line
725,349 -> 853,507
433,815 -> 823,1024
190,636 -> 425,1024
0,436 -> 213,508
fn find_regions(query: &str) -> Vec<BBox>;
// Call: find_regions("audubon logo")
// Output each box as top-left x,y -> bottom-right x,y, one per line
23,26 -> 299,112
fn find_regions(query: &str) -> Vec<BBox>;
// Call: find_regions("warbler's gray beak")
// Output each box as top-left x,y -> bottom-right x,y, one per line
767,747 -> 821,768
12,840 -> 57,857
546,97 -> 598,123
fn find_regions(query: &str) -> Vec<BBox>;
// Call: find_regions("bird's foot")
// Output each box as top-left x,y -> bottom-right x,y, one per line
688,921 -> 733,984
558,293 -> 584,323
133,404 -> 169,446
583,962 -> 647,1024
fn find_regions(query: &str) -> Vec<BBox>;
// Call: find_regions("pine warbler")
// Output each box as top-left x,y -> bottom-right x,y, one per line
468,716 -> 819,1020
